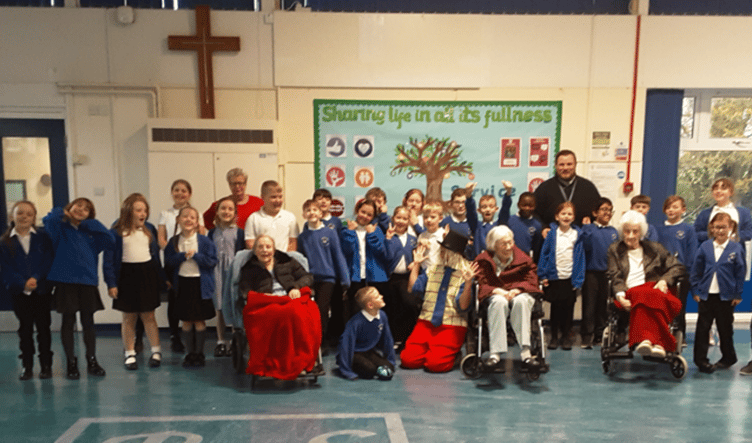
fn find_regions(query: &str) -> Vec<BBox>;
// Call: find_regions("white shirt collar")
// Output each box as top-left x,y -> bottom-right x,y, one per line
361,309 -> 380,322
664,219 -> 684,226
594,221 -> 608,228
714,238 -> 729,250
450,213 -> 466,224
10,227 -> 36,237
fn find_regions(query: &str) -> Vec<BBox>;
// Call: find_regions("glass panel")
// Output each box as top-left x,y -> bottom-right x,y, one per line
681,96 -> 695,138
676,150 -> 752,223
710,97 -> 752,138
2,137 -> 53,224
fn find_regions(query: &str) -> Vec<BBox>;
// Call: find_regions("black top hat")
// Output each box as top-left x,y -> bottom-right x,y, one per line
439,229 -> 469,255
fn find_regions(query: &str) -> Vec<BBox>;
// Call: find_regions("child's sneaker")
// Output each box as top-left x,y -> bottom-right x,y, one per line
376,365 -> 393,380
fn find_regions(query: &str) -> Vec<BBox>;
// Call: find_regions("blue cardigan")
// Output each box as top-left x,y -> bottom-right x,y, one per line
580,223 -> 618,272
690,239 -> 746,301
385,232 -> 417,275
537,222 -> 585,289
0,229 -> 53,295
103,222 -> 165,289
297,225 -> 350,286
164,234 -> 218,301
341,226 -> 389,283
43,207 -> 115,286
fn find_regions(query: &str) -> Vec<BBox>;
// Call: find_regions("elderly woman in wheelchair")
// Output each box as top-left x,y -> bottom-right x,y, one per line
236,235 -> 323,381
474,226 -> 544,372
604,210 -> 688,377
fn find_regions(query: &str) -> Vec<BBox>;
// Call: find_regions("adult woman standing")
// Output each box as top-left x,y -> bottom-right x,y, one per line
203,168 -> 263,230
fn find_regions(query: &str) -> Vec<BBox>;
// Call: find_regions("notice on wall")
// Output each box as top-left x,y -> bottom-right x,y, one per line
588,162 -> 626,202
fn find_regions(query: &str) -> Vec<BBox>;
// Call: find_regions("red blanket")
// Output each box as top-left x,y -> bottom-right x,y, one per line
242,288 -> 321,380
625,282 -> 682,351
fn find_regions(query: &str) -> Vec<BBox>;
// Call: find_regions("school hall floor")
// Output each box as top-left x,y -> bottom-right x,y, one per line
3,328 -> 752,443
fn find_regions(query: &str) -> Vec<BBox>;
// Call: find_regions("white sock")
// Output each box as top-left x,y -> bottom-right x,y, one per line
151,346 -> 162,360
125,350 -> 136,358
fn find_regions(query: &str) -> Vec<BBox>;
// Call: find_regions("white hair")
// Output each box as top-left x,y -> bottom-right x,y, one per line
485,225 -> 514,252
617,210 -> 648,240
226,167 -> 248,183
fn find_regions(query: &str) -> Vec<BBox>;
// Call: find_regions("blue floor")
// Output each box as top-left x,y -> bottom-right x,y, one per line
3,329 -> 752,442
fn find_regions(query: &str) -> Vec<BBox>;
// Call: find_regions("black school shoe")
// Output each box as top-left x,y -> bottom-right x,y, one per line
697,362 -> 715,374
171,335 -> 185,353
87,356 -> 106,376
19,367 -> 33,381
67,358 -> 80,380
713,359 -> 737,370
39,366 -> 52,379
182,353 -> 196,368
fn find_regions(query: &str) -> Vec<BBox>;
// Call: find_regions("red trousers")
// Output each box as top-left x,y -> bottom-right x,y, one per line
400,319 -> 466,373
625,282 -> 682,351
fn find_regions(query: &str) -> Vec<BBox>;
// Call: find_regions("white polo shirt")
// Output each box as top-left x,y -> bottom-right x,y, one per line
244,208 -> 300,251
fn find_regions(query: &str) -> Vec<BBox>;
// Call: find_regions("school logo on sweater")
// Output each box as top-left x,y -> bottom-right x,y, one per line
676,230 -> 685,239
728,252 -> 736,262
321,236 -> 330,246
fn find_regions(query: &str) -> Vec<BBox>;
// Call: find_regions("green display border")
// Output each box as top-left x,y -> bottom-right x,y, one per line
313,99 -> 563,189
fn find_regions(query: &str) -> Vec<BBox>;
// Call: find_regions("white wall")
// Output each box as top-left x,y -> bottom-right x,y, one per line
2,7 -> 752,324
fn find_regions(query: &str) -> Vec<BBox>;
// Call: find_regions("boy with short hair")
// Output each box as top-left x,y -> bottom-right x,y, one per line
630,194 -> 658,242
297,199 -> 350,346
504,192 -> 543,261
336,286 -> 396,380
244,180 -> 299,251
442,183 -> 476,258
658,195 -> 698,339
466,181 -> 512,259
313,188 -> 343,234
417,201 -> 446,271
579,197 -> 618,348
365,187 -> 390,234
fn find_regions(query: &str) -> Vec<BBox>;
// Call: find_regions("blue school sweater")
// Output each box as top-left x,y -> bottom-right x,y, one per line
694,205 -> 752,245
645,223 -> 659,242
337,310 -> 396,380
321,215 -> 344,235
468,195 -> 508,258
386,232 -> 417,275
0,229 -> 53,295
297,225 -> 350,286
657,222 -> 698,267
341,227 -> 389,283
537,223 -> 585,289
580,223 -> 618,272
43,207 -> 115,286
690,239 -> 746,301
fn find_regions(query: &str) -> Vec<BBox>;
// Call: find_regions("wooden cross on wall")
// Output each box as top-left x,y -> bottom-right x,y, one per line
168,5 -> 240,119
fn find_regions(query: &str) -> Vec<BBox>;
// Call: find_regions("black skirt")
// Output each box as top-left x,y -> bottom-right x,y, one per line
176,276 -> 215,321
53,282 -> 104,314
113,262 -> 161,313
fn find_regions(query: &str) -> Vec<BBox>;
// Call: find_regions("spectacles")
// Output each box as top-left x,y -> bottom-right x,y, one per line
229,181 -> 246,187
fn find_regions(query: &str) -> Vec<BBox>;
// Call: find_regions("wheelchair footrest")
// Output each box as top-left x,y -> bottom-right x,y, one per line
604,351 -> 633,360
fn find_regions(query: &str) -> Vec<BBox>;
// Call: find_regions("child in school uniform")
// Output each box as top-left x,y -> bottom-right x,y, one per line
579,197 -> 618,348
694,178 -> 752,248
207,196 -> 245,358
44,198 -> 115,380
538,202 -> 585,350
245,180 -> 299,252
385,206 -> 419,345
417,201 -> 446,271
164,206 -> 218,368
403,188 -> 425,237
313,188 -> 344,234
657,195 -> 698,340
465,180 -> 511,259
0,201 -> 53,380
366,187 -> 391,234
400,229 -> 478,373
103,193 -> 165,370
691,212 -> 745,374
441,184 -> 476,258
630,195 -> 659,242
297,199 -> 350,348
158,179 -> 205,352
341,198 -> 390,320
503,192 -> 543,261
336,286 -> 396,380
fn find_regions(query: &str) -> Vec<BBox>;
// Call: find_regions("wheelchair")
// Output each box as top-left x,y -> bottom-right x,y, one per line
600,280 -> 688,380
460,284 -> 549,381
227,250 -> 323,387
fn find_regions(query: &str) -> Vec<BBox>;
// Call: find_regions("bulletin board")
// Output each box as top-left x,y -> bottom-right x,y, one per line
314,99 -> 562,217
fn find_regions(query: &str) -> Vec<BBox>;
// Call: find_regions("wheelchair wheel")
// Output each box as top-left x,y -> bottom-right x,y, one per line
601,359 -> 611,374
670,355 -> 688,380
526,369 -> 540,381
231,330 -> 248,375
460,353 -> 482,379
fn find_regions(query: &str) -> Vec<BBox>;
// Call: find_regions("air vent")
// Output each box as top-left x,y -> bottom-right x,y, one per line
151,128 -> 273,144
